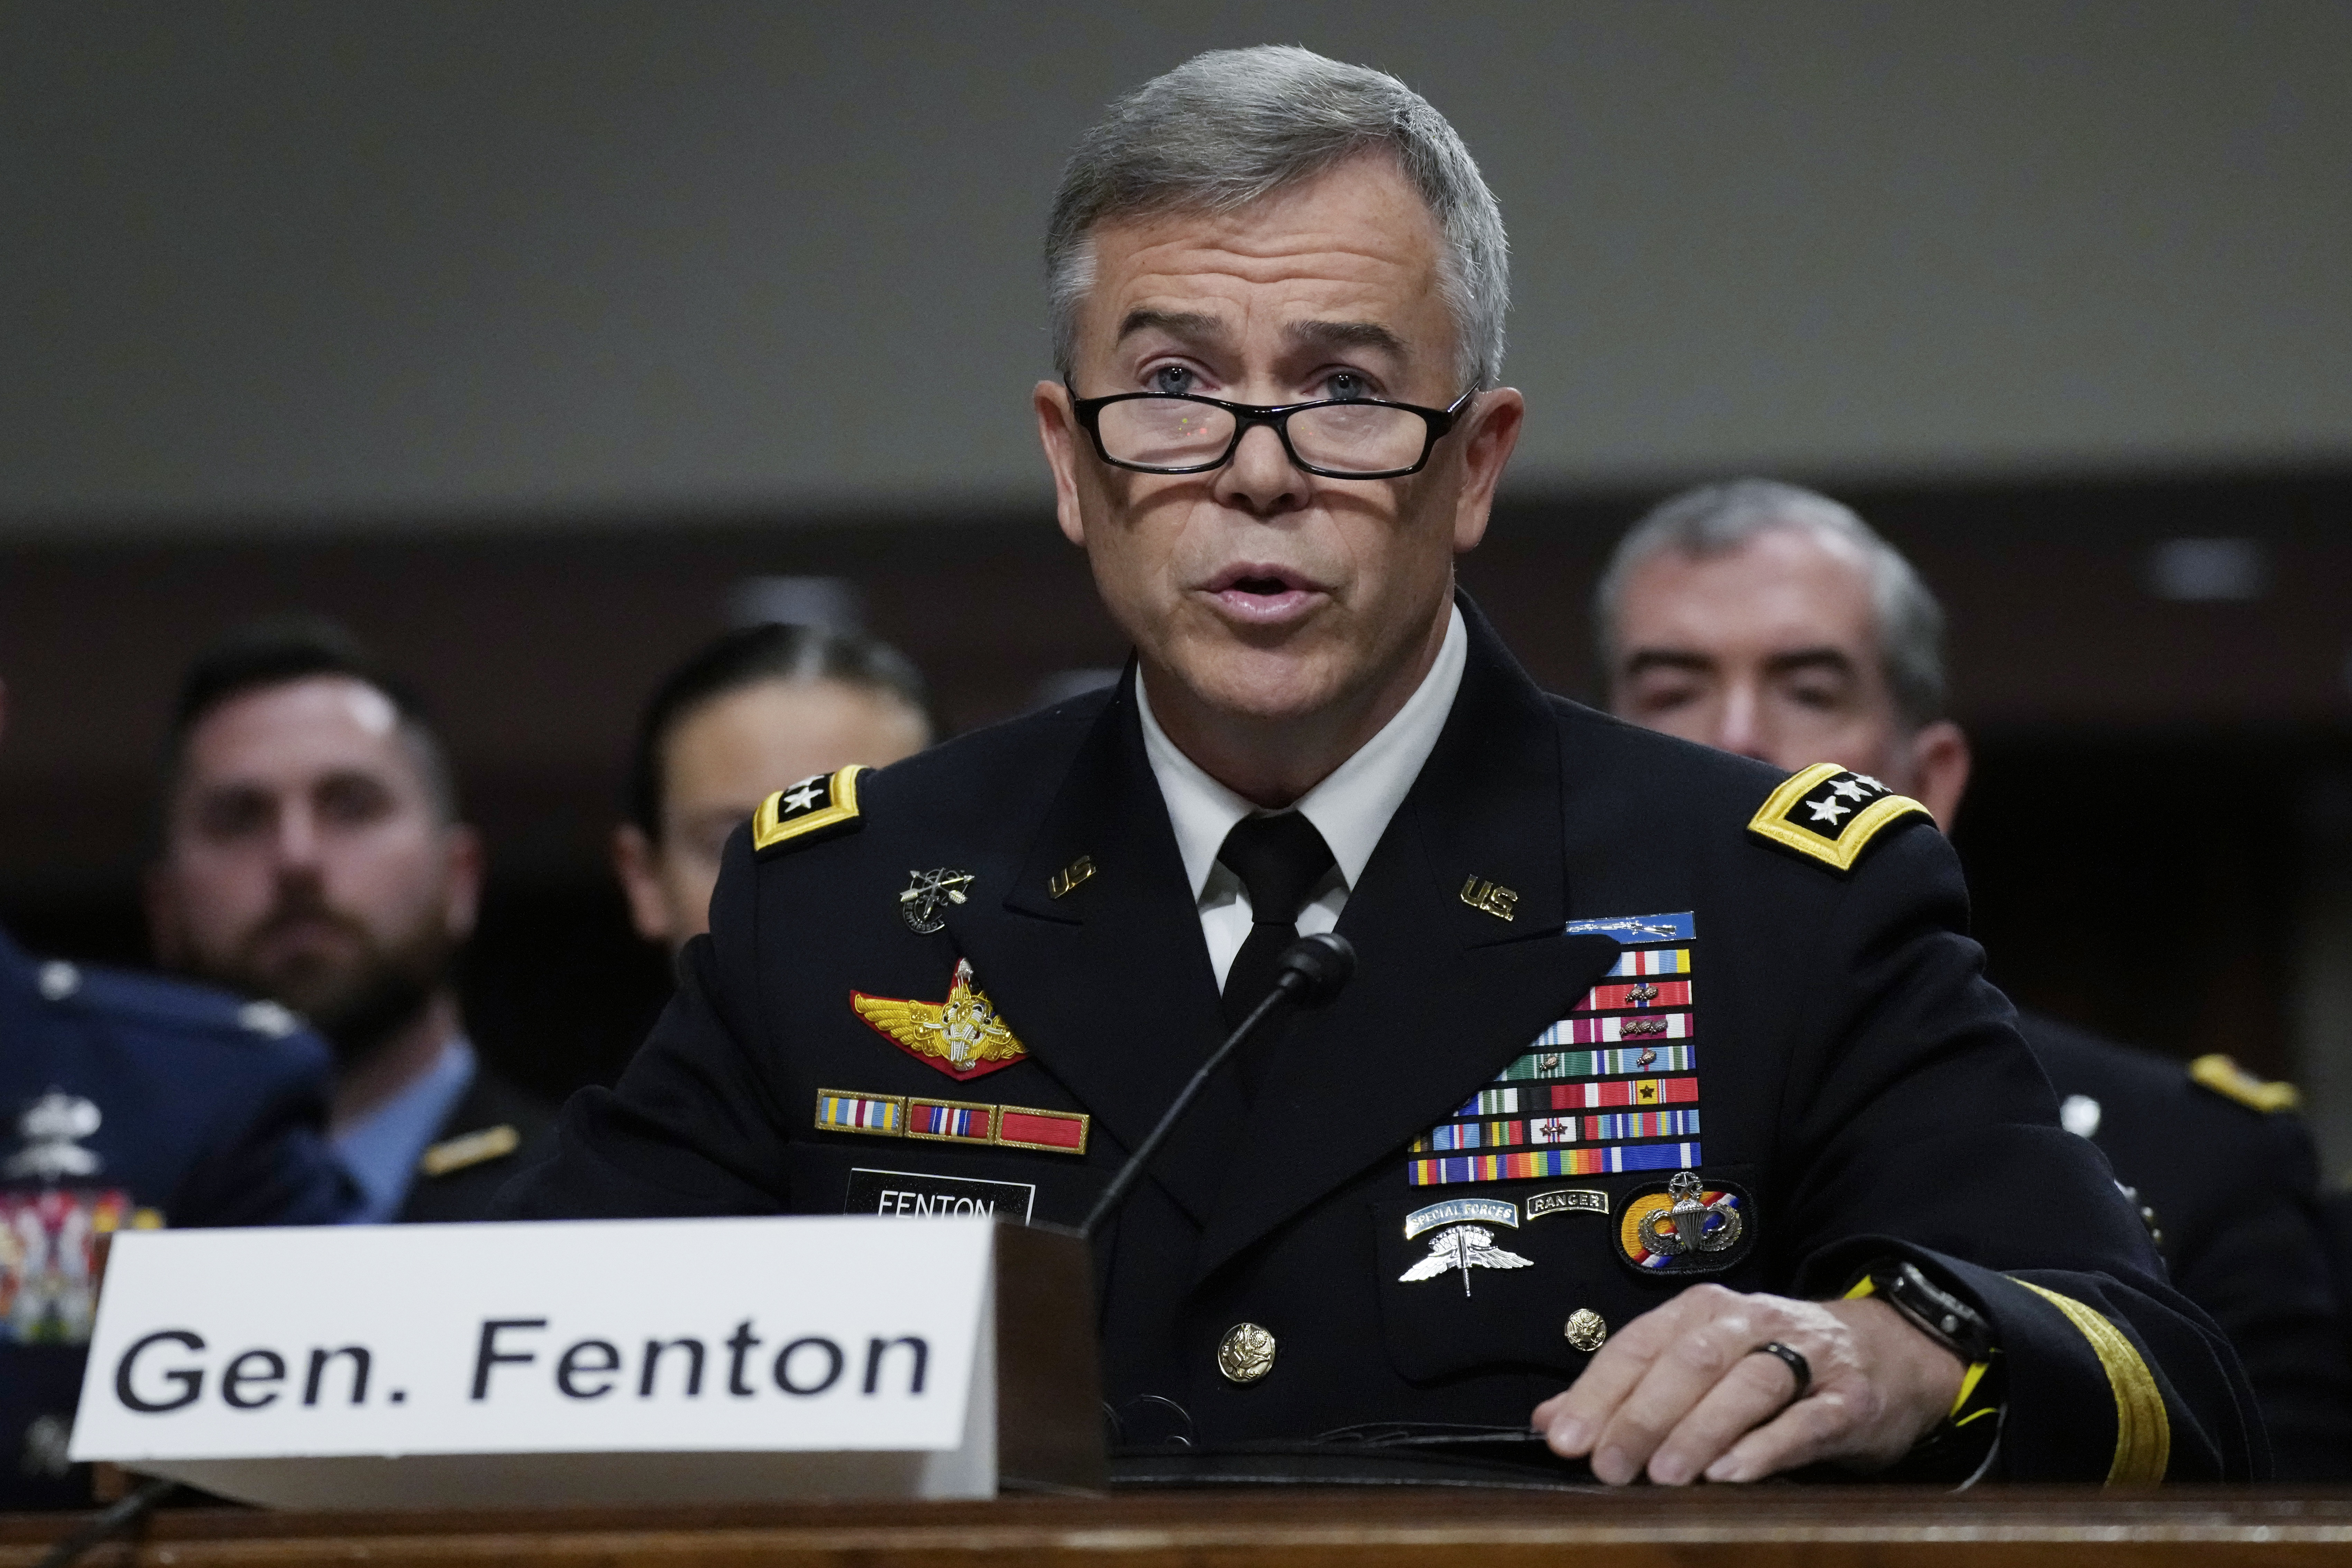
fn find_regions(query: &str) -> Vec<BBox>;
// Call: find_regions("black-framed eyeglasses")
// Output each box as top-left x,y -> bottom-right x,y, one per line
1067,386 -> 1476,480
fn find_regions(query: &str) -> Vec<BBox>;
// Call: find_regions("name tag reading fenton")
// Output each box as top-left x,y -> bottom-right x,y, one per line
845,1168 -> 1036,1223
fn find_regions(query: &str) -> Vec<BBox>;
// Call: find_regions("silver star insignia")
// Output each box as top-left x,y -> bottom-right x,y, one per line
782,777 -> 825,813
1807,795 -> 1852,825
1828,778 -> 1871,801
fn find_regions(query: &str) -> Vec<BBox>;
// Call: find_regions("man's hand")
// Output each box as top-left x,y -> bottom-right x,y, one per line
1532,1284 -> 1965,1484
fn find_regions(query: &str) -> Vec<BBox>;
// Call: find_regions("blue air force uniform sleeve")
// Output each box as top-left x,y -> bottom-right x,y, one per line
1742,771 -> 2260,1482
1,944 -> 355,1509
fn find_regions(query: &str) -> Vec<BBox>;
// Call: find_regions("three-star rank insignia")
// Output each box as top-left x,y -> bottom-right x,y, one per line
851,958 -> 1028,1081
754,765 -> 869,856
1616,1170 -> 1756,1278
1746,762 -> 1932,873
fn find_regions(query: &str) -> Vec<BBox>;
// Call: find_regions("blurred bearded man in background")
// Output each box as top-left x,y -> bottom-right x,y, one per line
147,618 -> 552,1222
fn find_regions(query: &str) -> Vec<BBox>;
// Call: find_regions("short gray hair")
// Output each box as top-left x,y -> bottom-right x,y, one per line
1045,46 -> 1508,392
1594,479 -> 1949,728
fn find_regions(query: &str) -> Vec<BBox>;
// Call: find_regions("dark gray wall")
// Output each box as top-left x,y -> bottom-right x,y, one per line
4,1 -> 2348,532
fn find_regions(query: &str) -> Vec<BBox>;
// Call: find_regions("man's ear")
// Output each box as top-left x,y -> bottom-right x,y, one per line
610,824 -> 674,947
1908,720 -> 1973,828
1451,388 -> 1524,554
442,823 -> 486,941
1035,380 -> 1089,549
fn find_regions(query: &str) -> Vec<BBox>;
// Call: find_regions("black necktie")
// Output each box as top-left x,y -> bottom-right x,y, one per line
1216,813 -> 1339,1086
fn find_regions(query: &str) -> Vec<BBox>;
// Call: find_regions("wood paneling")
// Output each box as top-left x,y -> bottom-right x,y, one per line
8,1486 -> 2352,1568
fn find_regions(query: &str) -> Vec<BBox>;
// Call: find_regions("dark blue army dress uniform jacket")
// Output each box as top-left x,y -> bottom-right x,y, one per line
0,929 -> 353,1509
2021,1012 -> 2352,1480
503,598 -> 2260,1484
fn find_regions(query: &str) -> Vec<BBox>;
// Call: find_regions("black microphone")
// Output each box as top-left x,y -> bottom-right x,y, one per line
1078,932 -> 1354,1242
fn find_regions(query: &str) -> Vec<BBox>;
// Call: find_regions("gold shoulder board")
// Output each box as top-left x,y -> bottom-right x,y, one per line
2188,1053 -> 2302,1114
1746,761 -> 1933,873
417,1124 -> 520,1179
753,764 -> 870,856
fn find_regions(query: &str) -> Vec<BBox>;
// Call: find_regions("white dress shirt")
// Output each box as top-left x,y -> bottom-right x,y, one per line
1138,604 -> 1469,990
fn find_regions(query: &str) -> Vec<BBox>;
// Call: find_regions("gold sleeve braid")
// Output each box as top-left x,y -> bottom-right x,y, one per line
2013,1279 -> 2170,1484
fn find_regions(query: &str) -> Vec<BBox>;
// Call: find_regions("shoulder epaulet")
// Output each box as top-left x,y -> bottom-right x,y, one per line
1746,762 -> 1934,873
2188,1053 -> 2301,1114
43,960 -> 309,1043
419,1123 -> 522,1178
752,764 -> 870,856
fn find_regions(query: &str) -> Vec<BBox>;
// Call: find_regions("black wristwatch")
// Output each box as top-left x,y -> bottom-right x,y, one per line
1865,1259 -> 1997,1364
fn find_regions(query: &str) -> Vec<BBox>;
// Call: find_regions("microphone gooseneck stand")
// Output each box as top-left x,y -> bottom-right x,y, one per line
1078,932 -> 1356,1243
36,1477 -> 178,1568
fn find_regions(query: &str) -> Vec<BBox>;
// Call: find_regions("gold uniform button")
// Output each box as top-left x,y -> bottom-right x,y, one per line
1217,1322 -> 1276,1384
1564,1309 -> 1607,1353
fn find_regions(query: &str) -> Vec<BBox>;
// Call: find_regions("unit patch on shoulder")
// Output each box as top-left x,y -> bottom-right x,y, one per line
2188,1053 -> 2302,1114
753,765 -> 869,856
1746,762 -> 1932,873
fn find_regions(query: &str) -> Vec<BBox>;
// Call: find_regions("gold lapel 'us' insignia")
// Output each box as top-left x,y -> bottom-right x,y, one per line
1746,762 -> 1932,873
1459,876 -> 1518,920
851,958 -> 1028,1082
753,765 -> 869,856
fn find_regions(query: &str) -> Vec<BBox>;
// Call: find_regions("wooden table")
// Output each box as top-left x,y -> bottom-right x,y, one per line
8,1487 -> 2352,1567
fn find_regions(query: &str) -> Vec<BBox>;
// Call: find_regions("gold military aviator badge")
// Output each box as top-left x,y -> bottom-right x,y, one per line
852,957 -> 1029,1083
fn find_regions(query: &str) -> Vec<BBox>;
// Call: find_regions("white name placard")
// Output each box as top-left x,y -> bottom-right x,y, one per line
70,1215 -> 1036,1508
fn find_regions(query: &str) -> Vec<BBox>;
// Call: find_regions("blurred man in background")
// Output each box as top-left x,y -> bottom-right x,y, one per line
0,665 -> 351,1510
613,623 -> 934,954
146,619 -> 551,1224
1597,478 -> 2352,1478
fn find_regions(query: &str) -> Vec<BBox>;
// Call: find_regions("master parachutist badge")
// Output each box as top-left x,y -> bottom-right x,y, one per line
898,868 -> 975,934
1637,1170 -> 1742,1256
1617,1171 -> 1754,1276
